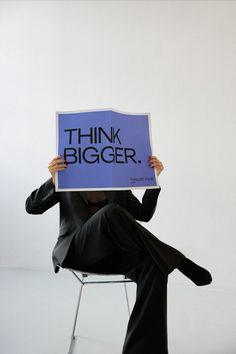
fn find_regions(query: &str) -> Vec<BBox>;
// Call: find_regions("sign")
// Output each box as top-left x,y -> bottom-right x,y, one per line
56,109 -> 159,191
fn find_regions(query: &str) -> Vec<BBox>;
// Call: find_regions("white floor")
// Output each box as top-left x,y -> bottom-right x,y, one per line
0,268 -> 235,354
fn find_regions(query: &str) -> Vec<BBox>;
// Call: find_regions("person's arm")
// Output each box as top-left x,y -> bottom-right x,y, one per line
25,155 -> 67,214
125,187 -> 161,222
25,178 -> 59,214
125,155 -> 164,222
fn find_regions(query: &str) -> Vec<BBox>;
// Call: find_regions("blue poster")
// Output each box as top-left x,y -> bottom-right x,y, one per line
56,109 -> 159,191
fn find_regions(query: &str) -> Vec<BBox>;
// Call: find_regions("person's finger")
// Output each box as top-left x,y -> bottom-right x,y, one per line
152,160 -> 162,165
153,161 -> 162,166
149,162 -> 164,170
51,157 -> 65,163
49,164 -> 67,171
149,159 -> 161,166
49,155 -> 62,162
48,164 -> 67,173
49,156 -> 65,165
49,159 -> 66,168
54,166 -> 67,171
149,156 -> 160,163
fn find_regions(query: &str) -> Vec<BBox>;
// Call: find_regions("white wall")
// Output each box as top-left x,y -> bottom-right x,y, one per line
0,0 -> 235,290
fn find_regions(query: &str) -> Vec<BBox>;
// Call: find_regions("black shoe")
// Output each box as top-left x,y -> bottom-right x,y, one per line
177,258 -> 212,286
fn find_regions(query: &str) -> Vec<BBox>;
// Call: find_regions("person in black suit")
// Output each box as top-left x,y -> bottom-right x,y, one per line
25,155 -> 212,354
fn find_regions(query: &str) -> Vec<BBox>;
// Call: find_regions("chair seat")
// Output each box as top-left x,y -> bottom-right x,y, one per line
64,267 -> 133,284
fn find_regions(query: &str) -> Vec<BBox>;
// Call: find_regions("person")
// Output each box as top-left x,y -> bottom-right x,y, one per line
25,155 -> 212,354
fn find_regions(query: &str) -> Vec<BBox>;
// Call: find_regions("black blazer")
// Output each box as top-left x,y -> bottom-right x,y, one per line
25,178 -> 161,273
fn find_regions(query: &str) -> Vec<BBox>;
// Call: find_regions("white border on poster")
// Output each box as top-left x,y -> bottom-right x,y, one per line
55,108 -> 160,191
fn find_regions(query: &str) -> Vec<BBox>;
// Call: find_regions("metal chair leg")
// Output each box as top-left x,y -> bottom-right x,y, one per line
68,275 -> 85,354
65,270 -> 132,353
123,277 -> 131,316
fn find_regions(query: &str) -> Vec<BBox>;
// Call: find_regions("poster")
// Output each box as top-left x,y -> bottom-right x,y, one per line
55,108 -> 159,191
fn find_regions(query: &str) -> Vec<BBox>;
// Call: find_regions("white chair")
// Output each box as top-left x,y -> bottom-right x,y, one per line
63,267 -> 133,354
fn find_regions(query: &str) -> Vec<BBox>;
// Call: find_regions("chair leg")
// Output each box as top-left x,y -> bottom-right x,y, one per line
123,279 -> 131,316
68,279 -> 84,354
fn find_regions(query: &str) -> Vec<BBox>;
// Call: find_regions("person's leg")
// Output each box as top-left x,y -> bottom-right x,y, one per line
100,203 -> 185,275
122,258 -> 168,354
65,243 -> 169,354
96,203 -> 212,285
64,203 -> 212,286
63,203 -> 211,353
65,203 -> 185,275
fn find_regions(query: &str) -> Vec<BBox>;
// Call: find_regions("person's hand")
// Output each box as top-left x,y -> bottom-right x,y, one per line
48,156 -> 67,185
148,155 -> 164,176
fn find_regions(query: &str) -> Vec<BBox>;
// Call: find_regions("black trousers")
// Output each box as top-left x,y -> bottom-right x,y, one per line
64,203 -> 185,354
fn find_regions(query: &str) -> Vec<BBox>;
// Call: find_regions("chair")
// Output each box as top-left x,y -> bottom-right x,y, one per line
63,267 -> 133,354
